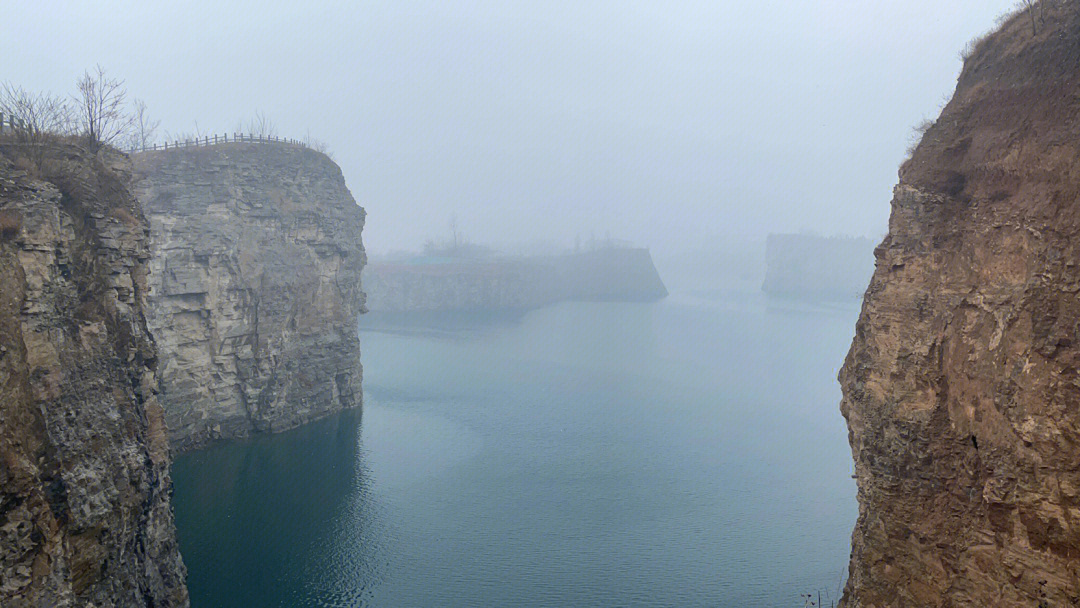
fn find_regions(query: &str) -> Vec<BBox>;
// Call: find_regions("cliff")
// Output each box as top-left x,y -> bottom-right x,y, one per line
364,247 -> 667,313
0,144 -> 187,605
132,143 -> 366,452
840,3 -> 1080,606
762,234 -> 875,300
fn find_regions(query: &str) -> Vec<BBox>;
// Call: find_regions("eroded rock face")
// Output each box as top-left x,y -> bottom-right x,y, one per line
132,144 -> 366,452
841,4 -> 1080,606
0,145 -> 188,606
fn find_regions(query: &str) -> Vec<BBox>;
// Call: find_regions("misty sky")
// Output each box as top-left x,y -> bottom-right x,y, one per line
5,1 -> 1016,255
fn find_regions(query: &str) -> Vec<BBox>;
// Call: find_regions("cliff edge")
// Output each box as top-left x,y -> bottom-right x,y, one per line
133,143 -> 366,452
0,144 -> 188,606
841,3 -> 1080,606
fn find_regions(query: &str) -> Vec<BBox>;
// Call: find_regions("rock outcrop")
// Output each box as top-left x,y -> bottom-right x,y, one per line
132,143 -> 366,452
840,3 -> 1080,606
365,247 -> 667,312
0,143 -> 188,606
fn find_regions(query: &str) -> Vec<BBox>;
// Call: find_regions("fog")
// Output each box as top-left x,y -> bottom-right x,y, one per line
4,1 -> 1016,255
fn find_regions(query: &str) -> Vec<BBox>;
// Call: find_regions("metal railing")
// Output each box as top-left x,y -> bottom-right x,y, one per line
0,113 -> 308,154
128,132 -> 309,154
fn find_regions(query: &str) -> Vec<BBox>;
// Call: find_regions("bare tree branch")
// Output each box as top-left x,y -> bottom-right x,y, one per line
0,82 -> 75,143
303,130 -> 333,158
248,111 -> 276,138
125,98 -> 160,151
1021,0 -> 1039,35
74,65 -> 133,150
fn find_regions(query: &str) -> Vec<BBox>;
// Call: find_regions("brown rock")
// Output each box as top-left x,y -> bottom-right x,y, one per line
840,3 -> 1080,606
0,142 -> 188,606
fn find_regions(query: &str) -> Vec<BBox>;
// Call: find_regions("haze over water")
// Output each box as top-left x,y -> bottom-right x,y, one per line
172,284 -> 859,607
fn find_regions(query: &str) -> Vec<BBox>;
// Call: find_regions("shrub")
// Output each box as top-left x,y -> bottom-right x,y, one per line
906,118 -> 935,158
109,205 -> 141,229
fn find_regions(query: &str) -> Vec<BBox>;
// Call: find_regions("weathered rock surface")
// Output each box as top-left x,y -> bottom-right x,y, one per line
365,247 -> 667,312
0,144 -> 188,606
132,144 -> 366,452
841,3 -> 1080,606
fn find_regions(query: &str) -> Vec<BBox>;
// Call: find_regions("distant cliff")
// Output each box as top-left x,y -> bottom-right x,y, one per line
364,247 -> 667,312
0,144 -> 187,605
762,234 -> 875,300
133,143 -> 366,452
841,3 -> 1080,606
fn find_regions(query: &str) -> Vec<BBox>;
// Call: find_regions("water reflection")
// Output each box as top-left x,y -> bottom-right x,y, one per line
173,293 -> 859,607
172,408 -> 382,607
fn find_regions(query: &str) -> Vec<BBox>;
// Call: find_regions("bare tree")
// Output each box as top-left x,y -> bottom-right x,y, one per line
74,65 -> 133,149
303,130 -> 334,159
165,120 -> 210,145
125,98 -> 160,151
248,111 -> 276,138
1021,0 -> 1039,35
0,82 -> 75,142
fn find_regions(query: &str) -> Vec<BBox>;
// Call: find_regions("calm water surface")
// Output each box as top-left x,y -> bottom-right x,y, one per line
172,289 -> 859,607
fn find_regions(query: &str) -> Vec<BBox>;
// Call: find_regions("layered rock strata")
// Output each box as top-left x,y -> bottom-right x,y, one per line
841,3 -> 1080,606
0,144 -> 188,606
132,144 -> 366,452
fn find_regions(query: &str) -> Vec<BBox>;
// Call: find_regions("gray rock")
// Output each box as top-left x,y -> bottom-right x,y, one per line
133,143 -> 367,452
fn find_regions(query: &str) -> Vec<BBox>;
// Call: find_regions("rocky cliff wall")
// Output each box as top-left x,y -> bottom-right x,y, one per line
132,144 -> 366,452
365,248 -> 667,313
0,144 -> 188,606
840,3 -> 1080,606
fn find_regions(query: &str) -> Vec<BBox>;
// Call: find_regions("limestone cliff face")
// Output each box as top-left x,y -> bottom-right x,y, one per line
0,145 -> 188,606
132,144 -> 366,452
841,4 -> 1080,606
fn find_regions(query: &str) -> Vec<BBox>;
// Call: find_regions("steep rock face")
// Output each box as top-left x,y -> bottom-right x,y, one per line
841,4 -> 1080,606
0,145 -> 188,606
132,144 -> 366,452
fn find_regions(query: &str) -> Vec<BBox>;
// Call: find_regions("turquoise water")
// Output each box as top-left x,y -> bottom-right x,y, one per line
172,289 -> 859,607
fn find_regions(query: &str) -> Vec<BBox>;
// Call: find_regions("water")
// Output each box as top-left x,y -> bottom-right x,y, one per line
172,288 -> 860,607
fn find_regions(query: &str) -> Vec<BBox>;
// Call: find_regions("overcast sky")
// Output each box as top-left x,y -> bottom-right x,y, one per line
5,1 -> 1016,255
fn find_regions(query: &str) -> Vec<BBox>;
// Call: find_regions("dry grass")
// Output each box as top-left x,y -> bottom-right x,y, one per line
109,205 -> 141,228
11,155 -> 39,179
